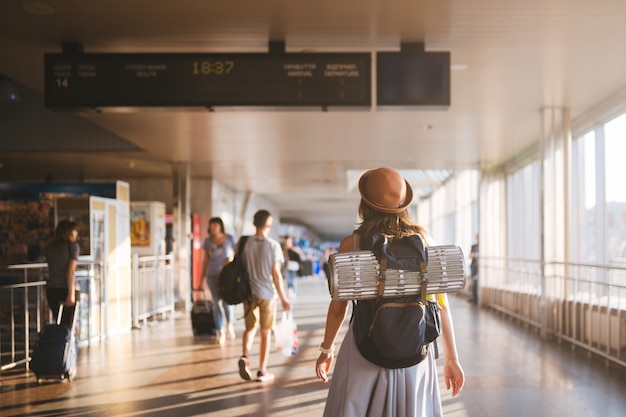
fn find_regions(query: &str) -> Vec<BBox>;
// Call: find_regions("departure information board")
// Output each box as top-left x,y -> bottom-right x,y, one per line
44,52 -> 372,109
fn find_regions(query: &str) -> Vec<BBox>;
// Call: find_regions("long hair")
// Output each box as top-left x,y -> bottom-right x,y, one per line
53,220 -> 78,244
355,201 -> 427,247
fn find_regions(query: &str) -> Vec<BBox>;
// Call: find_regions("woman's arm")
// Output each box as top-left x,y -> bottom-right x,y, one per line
224,235 -> 235,265
315,299 -> 349,382
65,258 -> 77,306
315,235 -> 354,382
201,248 -> 210,279
438,295 -> 465,396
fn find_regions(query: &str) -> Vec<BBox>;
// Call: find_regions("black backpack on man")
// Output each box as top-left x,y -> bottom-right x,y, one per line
217,236 -> 251,305
351,233 -> 442,369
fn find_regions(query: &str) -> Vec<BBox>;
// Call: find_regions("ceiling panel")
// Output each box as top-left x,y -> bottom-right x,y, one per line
1,0 -> 626,241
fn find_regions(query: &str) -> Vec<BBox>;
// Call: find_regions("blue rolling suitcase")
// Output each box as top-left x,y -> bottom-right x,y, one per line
29,303 -> 78,383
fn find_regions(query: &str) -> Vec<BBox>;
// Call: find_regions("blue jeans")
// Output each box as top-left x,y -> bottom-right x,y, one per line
207,274 -> 234,330
286,270 -> 298,293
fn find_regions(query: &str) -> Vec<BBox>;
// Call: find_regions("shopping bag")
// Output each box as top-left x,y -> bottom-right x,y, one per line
275,311 -> 299,356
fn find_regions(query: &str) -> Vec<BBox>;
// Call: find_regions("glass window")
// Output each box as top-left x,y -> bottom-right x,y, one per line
506,162 -> 541,260
506,161 -> 541,290
604,114 -> 626,267
570,131 -> 597,263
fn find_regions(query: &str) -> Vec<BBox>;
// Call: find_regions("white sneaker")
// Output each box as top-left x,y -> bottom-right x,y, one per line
226,324 -> 236,341
256,370 -> 274,382
216,330 -> 226,345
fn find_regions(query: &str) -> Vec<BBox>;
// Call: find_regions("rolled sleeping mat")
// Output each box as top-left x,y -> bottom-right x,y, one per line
328,245 -> 466,301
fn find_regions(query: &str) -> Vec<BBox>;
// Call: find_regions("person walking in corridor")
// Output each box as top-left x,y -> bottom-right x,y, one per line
469,234 -> 479,305
283,235 -> 302,298
238,209 -> 292,382
315,167 -> 465,416
45,220 -> 79,325
201,217 -> 237,344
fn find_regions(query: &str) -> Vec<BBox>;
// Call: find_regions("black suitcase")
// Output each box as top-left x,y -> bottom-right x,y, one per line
30,303 -> 78,383
191,299 -> 218,338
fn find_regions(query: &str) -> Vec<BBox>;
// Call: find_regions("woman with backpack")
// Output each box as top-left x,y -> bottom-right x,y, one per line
315,167 -> 465,417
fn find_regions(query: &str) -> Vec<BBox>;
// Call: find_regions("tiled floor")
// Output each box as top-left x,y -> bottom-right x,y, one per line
1,277 -> 625,416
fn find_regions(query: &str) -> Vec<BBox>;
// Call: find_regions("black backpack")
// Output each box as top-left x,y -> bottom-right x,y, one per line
351,233 -> 442,369
217,236 -> 251,305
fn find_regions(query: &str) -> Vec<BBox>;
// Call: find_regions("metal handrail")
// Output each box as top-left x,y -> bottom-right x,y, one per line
1,254 -> 175,376
1,260 -> 105,373
131,253 -> 175,328
0,280 -> 45,371
479,256 -> 626,368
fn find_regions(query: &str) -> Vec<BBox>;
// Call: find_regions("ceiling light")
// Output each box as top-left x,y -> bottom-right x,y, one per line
450,63 -> 468,71
0,74 -> 21,104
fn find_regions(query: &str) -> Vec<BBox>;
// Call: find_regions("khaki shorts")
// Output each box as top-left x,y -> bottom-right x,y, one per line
243,297 -> 277,331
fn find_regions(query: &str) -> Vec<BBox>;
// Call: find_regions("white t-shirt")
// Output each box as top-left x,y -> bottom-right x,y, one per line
242,235 -> 284,299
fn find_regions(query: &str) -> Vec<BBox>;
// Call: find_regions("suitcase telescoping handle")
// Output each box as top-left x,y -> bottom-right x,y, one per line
58,302 -> 79,329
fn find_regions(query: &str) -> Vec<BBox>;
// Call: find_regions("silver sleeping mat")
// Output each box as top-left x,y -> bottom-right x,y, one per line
328,245 -> 467,301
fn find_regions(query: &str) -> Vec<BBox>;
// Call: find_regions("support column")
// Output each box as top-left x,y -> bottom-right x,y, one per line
173,162 -> 192,311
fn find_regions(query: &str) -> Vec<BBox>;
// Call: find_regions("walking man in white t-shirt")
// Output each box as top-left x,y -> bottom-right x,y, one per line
237,209 -> 292,382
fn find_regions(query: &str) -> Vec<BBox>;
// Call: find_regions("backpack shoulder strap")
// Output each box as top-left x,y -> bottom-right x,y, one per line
414,234 -> 428,304
375,236 -> 389,302
350,231 -> 360,323
236,235 -> 253,317
236,235 -> 249,259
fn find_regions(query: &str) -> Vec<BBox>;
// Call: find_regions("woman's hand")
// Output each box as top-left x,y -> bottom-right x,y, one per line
65,291 -> 76,307
315,351 -> 334,382
443,359 -> 465,397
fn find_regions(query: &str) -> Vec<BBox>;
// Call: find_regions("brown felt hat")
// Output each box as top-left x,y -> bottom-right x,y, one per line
358,167 -> 413,213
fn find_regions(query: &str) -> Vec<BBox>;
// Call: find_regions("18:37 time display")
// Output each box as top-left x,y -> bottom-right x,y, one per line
192,60 -> 235,75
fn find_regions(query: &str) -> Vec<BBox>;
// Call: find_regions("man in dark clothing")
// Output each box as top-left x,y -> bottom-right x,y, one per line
469,235 -> 479,305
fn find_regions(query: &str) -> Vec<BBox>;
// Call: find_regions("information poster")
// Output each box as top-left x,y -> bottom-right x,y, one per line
130,203 -> 151,247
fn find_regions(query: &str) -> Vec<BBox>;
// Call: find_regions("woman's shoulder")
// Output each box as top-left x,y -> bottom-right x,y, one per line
338,235 -> 355,253
46,240 -> 72,250
46,241 -> 79,256
69,242 -> 80,257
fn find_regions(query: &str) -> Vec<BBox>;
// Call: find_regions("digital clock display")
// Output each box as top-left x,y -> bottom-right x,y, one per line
44,52 -> 372,109
192,60 -> 235,75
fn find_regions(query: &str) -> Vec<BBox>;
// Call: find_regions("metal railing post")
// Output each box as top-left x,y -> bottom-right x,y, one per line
132,253 -> 140,329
